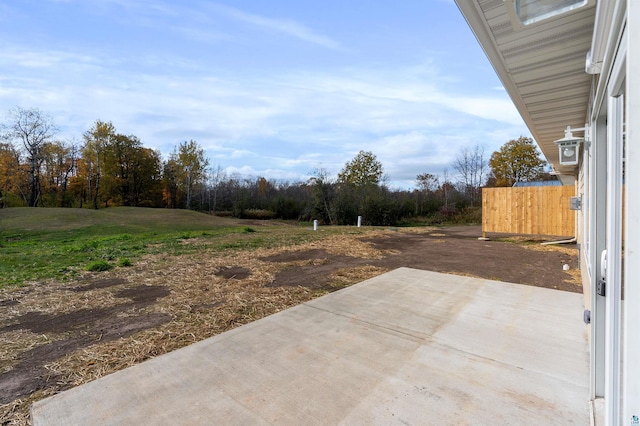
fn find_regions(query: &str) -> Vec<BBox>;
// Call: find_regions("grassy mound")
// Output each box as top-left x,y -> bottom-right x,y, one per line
0,207 -> 258,287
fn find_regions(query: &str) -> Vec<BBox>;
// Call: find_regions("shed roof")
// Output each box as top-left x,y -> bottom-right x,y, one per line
512,180 -> 562,187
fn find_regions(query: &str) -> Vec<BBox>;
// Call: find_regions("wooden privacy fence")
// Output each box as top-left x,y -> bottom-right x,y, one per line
482,186 -> 576,237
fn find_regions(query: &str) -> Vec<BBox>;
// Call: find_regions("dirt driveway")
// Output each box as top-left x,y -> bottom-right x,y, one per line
0,225 -> 579,424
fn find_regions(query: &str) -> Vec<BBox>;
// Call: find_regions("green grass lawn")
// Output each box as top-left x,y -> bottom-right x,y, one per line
0,207 -> 352,288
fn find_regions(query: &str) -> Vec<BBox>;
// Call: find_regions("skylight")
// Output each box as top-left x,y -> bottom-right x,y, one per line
511,0 -> 590,26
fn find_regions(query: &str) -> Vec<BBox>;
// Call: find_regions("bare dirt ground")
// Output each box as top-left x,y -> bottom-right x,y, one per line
0,225 -> 579,425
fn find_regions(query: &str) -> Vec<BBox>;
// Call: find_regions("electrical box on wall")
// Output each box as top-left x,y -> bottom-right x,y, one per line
570,196 -> 582,210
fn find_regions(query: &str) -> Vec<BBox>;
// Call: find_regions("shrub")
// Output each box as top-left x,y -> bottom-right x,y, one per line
271,197 -> 302,220
241,209 -> 275,220
86,260 -> 113,272
453,206 -> 482,224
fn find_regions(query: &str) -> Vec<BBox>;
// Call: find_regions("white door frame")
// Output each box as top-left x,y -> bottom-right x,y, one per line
623,1 -> 640,422
605,72 -> 624,426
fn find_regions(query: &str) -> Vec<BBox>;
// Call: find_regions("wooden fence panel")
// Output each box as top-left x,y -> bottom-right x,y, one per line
482,186 -> 576,236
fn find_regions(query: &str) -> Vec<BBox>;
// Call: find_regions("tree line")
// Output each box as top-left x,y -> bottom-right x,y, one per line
0,107 -> 552,225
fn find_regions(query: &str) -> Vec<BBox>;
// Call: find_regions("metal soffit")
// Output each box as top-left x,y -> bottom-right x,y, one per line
455,0 -> 596,174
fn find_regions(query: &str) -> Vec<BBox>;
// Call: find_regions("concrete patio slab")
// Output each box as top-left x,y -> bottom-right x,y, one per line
31,268 -> 590,425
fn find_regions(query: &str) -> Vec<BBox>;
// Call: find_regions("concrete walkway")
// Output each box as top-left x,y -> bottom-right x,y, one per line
32,268 -> 590,425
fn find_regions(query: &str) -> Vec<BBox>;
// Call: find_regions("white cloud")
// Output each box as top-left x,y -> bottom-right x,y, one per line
223,165 -> 307,182
2,49 -> 100,71
440,96 -> 522,126
43,0 -> 341,50
209,3 -> 343,50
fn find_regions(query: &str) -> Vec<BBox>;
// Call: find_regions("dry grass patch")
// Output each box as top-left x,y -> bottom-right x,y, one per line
521,242 -> 578,256
564,267 -> 583,287
329,265 -> 391,289
276,233 -> 393,259
447,271 -> 486,279
1,390 -> 56,426
0,332 -> 52,374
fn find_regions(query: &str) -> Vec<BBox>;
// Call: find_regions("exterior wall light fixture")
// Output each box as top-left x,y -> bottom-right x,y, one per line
554,125 -> 589,166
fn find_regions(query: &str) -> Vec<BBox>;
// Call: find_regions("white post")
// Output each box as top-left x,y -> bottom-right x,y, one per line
357,216 -> 362,227
313,220 -> 318,231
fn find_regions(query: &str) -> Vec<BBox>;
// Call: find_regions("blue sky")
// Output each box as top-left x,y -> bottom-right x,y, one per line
0,0 -> 531,189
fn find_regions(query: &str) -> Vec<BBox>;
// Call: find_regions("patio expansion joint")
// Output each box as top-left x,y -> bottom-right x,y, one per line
302,302 -> 427,343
